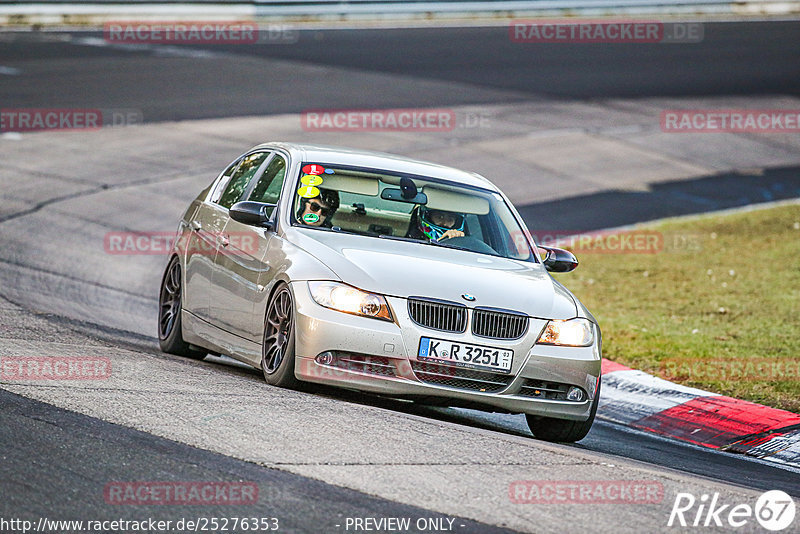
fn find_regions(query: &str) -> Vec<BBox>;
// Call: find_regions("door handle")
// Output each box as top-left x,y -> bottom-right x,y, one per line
220,235 -> 230,247
190,220 -> 202,231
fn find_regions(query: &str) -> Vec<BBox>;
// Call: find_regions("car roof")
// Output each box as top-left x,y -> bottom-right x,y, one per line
252,142 -> 498,191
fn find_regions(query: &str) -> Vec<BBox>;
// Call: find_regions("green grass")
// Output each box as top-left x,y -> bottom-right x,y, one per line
557,203 -> 800,413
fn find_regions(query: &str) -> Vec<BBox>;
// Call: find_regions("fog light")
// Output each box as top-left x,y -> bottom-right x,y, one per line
316,352 -> 335,365
567,387 -> 585,402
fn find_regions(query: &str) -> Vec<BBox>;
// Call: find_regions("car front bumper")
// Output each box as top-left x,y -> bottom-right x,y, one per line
291,282 -> 601,421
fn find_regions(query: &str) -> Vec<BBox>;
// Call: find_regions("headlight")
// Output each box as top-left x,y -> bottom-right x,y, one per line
308,281 -> 393,321
537,318 -> 594,347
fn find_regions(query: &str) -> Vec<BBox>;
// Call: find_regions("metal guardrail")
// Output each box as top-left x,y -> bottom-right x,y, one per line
0,0 -> 798,22
250,0 -> 761,15
257,0 -> 736,4
249,0 -> 798,17
0,0 -> 745,3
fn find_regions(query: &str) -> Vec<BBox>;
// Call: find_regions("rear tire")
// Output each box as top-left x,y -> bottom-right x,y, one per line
525,380 -> 600,443
261,283 -> 299,388
158,256 -> 206,360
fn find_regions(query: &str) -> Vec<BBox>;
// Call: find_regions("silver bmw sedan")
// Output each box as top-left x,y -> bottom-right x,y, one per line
158,142 -> 601,442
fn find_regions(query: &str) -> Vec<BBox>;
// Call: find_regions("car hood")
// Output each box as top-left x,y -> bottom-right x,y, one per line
290,228 -> 578,319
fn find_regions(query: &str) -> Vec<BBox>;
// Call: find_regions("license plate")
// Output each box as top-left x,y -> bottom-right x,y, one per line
418,337 -> 513,373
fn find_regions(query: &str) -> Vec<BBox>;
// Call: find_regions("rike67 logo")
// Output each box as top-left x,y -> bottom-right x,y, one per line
668,490 -> 795,531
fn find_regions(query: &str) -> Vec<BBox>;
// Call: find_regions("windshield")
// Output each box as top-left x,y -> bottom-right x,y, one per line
291,163 -> 534,262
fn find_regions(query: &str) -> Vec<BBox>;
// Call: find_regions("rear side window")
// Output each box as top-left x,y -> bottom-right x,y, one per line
248,155 -> 287,217
217,152 -> 269,209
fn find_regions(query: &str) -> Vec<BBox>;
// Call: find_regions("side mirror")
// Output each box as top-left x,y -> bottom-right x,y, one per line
229,201 -> 276,230
540,246 -> 578,273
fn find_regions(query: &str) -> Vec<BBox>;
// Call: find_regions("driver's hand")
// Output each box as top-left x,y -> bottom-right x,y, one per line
439,229 -> 465,241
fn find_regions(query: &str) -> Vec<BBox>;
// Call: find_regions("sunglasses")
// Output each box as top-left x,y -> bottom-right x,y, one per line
307,201 -> 331,217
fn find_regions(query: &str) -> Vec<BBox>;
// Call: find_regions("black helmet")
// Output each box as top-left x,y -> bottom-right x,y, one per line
418,206 -> 465,241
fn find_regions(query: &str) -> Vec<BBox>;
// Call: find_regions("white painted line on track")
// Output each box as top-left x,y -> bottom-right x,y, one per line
70,36 -> 226,58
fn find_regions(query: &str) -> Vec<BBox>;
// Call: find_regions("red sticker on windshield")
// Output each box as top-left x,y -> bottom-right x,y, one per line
302,164 -> 325,175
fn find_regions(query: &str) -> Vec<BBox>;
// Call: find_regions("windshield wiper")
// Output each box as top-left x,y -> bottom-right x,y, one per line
377,234 -> 423,243
378,234 -> 469,251
377,235 -> 452,250
430,241 -> 477,253
431,240 -> 505,258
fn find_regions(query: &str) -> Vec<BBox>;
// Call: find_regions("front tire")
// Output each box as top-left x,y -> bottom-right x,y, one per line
261,283 -> 299,388
158,256 -> 206,360
525,380 -> 600,443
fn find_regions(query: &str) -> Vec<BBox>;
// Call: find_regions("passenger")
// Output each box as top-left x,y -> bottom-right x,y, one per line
408,205 -> 466,241
297,189 -> 340,228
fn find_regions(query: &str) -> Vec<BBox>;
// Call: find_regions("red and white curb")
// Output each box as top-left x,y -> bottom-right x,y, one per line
599,359 -> 800,468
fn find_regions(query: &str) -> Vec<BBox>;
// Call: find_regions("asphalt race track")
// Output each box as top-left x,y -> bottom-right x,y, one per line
1,19 -> 799,533
1,21 -> 799,120
0,389 -> 515,533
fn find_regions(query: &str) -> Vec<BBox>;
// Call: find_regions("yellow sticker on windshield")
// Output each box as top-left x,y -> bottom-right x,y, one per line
297,185 -> 320,198
301,175 -> 324,186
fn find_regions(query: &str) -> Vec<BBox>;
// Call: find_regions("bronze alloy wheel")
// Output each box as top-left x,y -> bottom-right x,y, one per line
261,284 -> 298,387
157,257 -> 205,359
158,258 -> 182,340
